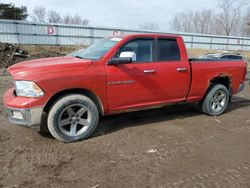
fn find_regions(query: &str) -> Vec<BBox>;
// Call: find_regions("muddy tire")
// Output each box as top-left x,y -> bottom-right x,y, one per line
47,94 -> 99,142
200,84 -> 229,116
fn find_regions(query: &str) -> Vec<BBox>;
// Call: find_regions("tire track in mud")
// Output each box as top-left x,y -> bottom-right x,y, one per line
0,145 -> 74,186
142,125 -> 250,187
0,111 -> 8,123
0,130 -> 10,142
102,123 -> 250,187
0,146 -> 24,184
163,164 -> 250,188
144,125 -> 250,162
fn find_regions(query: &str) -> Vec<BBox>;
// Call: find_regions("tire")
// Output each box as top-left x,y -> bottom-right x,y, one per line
47,94 -> 99,142
200,84 -> 229,116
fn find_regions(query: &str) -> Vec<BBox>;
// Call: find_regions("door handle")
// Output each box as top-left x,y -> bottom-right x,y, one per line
144,70 -> 156,74
177,68 -> 188,72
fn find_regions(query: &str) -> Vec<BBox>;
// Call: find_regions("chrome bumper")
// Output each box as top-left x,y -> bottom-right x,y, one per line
5,107 -> 43,128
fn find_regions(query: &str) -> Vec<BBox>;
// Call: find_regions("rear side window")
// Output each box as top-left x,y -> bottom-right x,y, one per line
225,55 -> 242,60
220,56 -> 228,60
157,39 -> 181,61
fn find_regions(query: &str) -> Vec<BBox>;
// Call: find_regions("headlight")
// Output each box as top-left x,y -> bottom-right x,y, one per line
14,81 -> 44,97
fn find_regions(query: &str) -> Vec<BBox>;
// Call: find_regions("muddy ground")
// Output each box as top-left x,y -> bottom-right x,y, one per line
0,68 -> 250,187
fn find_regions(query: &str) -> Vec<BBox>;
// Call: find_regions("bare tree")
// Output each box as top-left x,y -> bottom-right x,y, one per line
240,6 -> 250,36
63,14 -> 71,24
70,14 -> 83,25
169,0 -> 249,36
30,6 -> 46,22
81,18 -> 89,26
193,10 -> 214,34
170,11 -> 194,33
47,10 -> 61,23
30,6 -> 89,25
62,14 -> 89,25
170,14 -> 183,32
216,0 -> 247,36
140,22 -> 159,30
246,9 -> 250,36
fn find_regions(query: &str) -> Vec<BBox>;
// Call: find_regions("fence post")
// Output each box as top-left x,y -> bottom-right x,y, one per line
226,38 -> 229,50
90,27 -> 94,45
191,35 -> 194,49
55,25 -> 59,46
241,39 -> 244,51
15,21 -> 19,45
210,37 -> 213,49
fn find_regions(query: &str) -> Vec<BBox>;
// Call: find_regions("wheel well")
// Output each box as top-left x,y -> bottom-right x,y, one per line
199,76 -> 232,105
43,88 -> 104,115
210,76 -> 231,89
208,76 -> 232,102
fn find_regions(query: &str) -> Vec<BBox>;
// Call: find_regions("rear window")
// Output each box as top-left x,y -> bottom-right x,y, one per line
223,55 -> 243,60
157,39 -> 181,61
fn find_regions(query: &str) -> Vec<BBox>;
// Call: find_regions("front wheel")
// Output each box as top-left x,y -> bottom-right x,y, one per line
200,84 -> 229,116
47,94 -> 99,142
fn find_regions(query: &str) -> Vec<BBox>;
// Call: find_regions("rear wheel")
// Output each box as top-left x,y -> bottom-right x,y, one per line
47,94 -> 99,142
200,84 -> 229,116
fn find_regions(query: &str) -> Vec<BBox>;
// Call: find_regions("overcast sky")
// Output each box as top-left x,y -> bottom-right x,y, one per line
2,0 -> 219,31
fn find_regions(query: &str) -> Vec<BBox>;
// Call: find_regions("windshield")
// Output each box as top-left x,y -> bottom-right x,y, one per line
69,38 -> 122,60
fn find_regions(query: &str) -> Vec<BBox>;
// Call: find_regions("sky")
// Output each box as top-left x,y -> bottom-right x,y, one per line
2,0 -> 219,31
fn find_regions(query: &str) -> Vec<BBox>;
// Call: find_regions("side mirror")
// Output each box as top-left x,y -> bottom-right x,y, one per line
108,57 -> 132,65
120,51 -> 136,61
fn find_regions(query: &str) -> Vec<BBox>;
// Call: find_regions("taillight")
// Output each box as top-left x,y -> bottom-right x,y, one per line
243,59 -> 247,81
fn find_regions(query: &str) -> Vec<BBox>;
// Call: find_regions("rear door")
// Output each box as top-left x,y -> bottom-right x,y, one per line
151,37 -> 191,101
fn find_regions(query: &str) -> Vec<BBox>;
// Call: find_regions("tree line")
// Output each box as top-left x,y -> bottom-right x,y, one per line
30,6 -> 89,25
0,3 -> 89,25
170,0 -> 250,37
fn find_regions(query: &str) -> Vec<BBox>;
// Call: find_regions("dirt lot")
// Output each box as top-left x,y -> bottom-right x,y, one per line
0,61 -> 250,187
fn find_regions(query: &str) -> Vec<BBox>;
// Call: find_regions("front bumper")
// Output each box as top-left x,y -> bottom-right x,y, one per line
5,107 -> 43,127
4,88 -> 45,128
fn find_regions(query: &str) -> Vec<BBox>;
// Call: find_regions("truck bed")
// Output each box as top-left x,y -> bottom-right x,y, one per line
189,58 -> 243,62
186,58 -> 247,102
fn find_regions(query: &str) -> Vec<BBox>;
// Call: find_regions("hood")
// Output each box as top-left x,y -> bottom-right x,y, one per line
8,56 -> 93,80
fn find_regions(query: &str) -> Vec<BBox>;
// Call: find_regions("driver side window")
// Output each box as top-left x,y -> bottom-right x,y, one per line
117,39 -> 154,63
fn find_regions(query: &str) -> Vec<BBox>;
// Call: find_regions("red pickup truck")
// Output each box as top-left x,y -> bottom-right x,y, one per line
4,34 -> 247,142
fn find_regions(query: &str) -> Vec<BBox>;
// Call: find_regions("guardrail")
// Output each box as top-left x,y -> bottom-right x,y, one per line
0,19 -> 250,51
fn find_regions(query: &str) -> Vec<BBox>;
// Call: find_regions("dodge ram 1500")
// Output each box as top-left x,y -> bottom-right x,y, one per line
4,34 -> 247,142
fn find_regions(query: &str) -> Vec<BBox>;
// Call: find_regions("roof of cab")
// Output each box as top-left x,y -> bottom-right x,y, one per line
113,33 -> 181,39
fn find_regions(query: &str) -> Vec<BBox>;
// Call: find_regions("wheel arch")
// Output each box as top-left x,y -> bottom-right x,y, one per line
209,75 -> 232,90
43,88 -> 105,116
201,74 -> 232,102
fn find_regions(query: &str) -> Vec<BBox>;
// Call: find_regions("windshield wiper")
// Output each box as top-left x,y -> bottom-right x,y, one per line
73,55 -> 84,59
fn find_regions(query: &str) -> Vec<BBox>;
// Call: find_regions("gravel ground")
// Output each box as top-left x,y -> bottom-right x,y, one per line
0,70 -> 250,188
